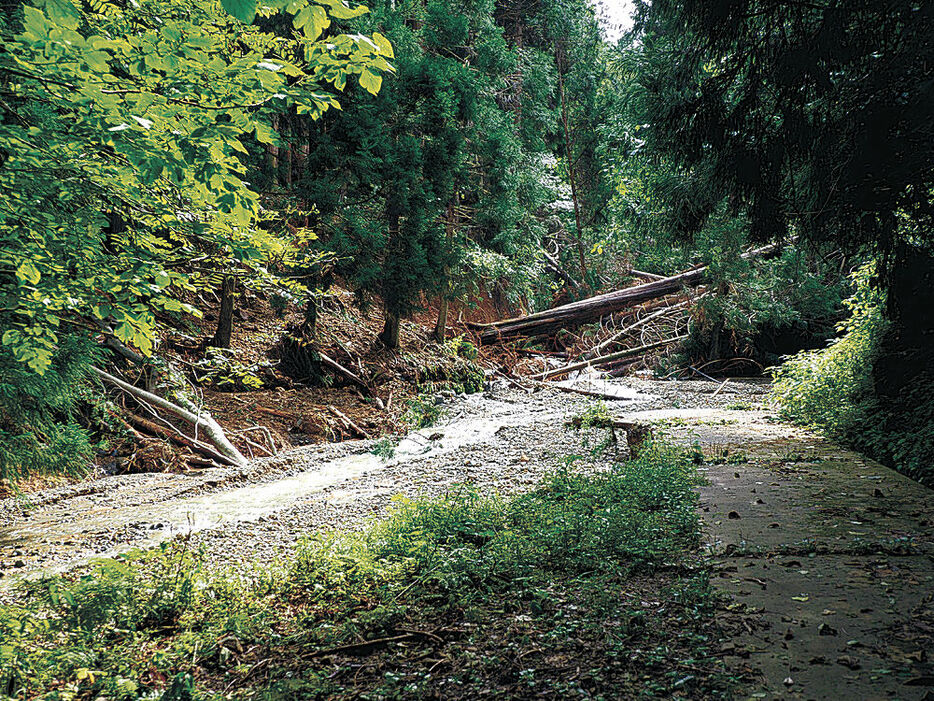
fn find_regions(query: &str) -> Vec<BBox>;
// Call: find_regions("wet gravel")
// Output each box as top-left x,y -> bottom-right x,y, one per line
0,377 -> 770,582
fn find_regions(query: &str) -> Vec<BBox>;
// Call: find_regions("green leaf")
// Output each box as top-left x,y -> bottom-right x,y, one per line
371,32 -> 393,58
16,260 -> 41,285
358,68 -> 382,95
221,0 -> 256,23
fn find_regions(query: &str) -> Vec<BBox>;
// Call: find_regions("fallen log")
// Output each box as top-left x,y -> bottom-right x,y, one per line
319,351 -> 369,392
473,241 -> 787,344
530,335 -> 687,381
328,405 -> 371,439
629,269 -> 665,281
566,415 -> 653,459
125,412 -> 238,467
525,377 -> 638,401
92,367 -> 249,467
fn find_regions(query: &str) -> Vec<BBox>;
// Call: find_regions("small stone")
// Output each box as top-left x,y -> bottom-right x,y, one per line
818,623 -> 838,636
728,511 -> 741,519
13,559 -> 25,568
836,654 -> 860,670
783,677 -> 794,686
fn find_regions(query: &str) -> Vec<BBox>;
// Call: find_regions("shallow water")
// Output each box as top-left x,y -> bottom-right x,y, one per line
3,389 -> 650,577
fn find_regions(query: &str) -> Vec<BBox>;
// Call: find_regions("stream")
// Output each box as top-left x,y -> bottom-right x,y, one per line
0,377 -> 765,584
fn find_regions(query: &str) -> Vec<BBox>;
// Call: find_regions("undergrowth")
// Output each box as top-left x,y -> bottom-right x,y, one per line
772,263 -> 934,485
0,336 -> 101,483
0,441 -> 732,699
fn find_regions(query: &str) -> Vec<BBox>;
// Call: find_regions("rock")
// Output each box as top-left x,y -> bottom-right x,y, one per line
728,511 -> 741,519
836,655 -> 860,670
818,623 -> 837,636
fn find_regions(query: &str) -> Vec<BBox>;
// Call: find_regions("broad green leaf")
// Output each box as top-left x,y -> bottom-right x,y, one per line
221,0 -> 257,23
16,260 -> 41,285
371,32 -> 394,58
358,68 -> 382,95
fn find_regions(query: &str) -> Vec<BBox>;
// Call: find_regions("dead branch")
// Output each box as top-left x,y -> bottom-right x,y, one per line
629,269 -> 665,281
319,351 -> 369,392
92,367 -> 249,467
530,336 -> 687,381
327,405 -> 371,439
581,300 -> 690,360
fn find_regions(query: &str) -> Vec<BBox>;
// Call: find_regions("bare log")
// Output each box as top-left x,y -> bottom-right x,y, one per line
92,367 -> 249,467
319,351 -> 369,392
125,412 -> 238,467
474,241 -> 787,344
566,415 -> 653,459
629,269 -> 665,281
530,335 -> 687,381
525,377 -> 637,401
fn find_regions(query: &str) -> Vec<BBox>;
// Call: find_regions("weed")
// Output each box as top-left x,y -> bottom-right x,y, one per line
370,436 -> 398,460
0,441 -> 714,700
401,395 -> 443,429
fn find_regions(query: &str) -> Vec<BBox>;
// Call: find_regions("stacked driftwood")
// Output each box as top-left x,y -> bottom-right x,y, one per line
472,241 -> 791,393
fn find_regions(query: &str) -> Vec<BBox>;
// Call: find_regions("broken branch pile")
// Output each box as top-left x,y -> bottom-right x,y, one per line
472,241 -> 785,344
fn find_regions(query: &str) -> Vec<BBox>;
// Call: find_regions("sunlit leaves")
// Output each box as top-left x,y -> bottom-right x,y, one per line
358,68 -> 382,95
0,0 -> 393,372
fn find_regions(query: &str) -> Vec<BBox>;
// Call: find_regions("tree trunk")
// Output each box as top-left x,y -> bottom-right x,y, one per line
266,115 -> 279,185
473,241 -> 787,344
434,297 -> 449,342
304,296 -> 318,337
211,275 -> 235,348
434,200 -> 456,342
380,310 -> 401,349
556,45 -> 588,286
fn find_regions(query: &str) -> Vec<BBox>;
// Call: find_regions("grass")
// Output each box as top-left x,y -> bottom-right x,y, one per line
0,441 -> 737,699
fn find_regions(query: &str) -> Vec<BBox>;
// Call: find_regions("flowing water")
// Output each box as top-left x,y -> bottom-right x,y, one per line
1,387 -> 652,580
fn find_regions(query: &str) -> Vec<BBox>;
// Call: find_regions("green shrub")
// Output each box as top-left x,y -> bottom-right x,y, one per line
772,263 -> 934,485
771,263 -> 885,436
0,441 -> 701,699
0,336 -> 99,482
400,395 -> 443,429
191,347 -> 270,391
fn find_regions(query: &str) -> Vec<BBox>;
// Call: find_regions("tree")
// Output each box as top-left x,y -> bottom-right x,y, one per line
0,0 -> 391,477
288,0 -> 551,349
634,0 -> 934,266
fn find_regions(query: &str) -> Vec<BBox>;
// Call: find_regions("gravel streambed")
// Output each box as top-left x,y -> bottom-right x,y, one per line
0,377 -> 770,582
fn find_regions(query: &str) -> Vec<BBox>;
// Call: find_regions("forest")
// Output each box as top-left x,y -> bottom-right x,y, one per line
0,0 -> 932,698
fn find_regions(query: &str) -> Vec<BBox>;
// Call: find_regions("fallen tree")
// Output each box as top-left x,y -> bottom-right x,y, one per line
92,367 -> 249,468
529,335 -> 687,380
580,300 -> 690,361
473,241 -> 788,344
